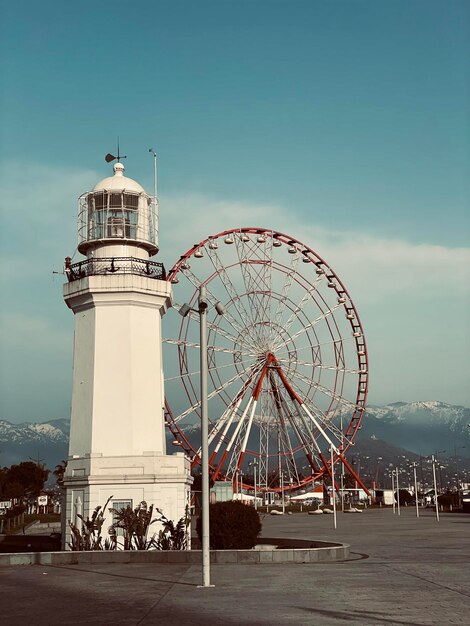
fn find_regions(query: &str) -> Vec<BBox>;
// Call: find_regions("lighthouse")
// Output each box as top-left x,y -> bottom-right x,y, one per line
62,158 -> 191,548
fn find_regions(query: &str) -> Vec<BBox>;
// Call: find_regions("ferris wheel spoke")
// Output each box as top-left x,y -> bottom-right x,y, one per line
206,362 -> 266,470
278,274 -> 327,337
212,397 -> 256,480
205,243 -> 257,332
277,356 -> 362,375
269,379 -> 301,482
166,352 -> 257,384
164,338 -> 255,360
298,401 -> 346,455
273,388 -> 321,472
277,352 -> 344,462
171,363 -> 259,424
177,267 -> 248,340
234,237 -> 269,334
272,253 -> 301,331
290,369 -> 362,442
272,303 -> 342,352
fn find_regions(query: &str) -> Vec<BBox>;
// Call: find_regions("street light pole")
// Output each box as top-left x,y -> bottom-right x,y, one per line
280,473 -> 285,514
249,461 -> 258,510
396,468 -> 401,516
431,455 -> 440,522
391,471 -> 395,514
179,286 -> 224,589
330,445 -> 337,529
198,285 -> 211,588
340,415 -> 345,512
411,462 -> 419,518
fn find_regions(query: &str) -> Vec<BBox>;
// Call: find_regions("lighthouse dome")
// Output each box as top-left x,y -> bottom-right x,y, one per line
77,161 -> 158,257
93,162 -> 145,193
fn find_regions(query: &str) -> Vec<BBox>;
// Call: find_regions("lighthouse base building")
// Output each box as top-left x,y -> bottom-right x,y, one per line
62,160 -> 191,549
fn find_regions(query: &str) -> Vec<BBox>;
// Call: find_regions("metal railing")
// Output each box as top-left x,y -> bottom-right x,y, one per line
66,257 -> 166,282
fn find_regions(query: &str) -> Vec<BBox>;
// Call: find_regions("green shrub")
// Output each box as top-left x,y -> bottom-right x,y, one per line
196,501 -> 262,550
437,493 -> 459,508
395,489 -> 414,505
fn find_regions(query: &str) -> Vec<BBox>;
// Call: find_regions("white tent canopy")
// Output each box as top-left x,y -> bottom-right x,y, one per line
233,493 -> 262,503
290,491 -> 322,501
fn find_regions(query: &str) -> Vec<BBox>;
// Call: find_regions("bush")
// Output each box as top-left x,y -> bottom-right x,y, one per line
196,501 -> 262,550
437,493 -> 459,509
395,489 -> 414,505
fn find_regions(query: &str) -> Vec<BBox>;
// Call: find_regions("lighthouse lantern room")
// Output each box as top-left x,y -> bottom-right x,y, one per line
62,159 -> 191,549
77,162 -> 158,258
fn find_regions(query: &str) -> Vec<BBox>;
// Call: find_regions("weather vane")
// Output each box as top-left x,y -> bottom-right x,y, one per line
105,137 -> 127,163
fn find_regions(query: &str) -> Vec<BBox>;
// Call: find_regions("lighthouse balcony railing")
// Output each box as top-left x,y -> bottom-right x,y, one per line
66,257 -> 166,282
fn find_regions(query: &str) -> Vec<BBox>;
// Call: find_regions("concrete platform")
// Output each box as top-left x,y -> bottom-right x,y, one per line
1,508 -> 469,625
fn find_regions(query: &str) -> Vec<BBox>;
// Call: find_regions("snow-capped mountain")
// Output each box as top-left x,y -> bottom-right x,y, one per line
357,401 -> 470,455
0,419 -> 69,468
1,401 -> 469,469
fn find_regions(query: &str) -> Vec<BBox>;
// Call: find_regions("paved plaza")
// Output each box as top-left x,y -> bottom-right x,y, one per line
1,507 -> 469,625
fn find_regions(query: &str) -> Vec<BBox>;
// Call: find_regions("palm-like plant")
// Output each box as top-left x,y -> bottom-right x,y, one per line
108,501 -> 156,550
151,506 -> 191,551
69,495 -> 113,551
53,460 -> 67,487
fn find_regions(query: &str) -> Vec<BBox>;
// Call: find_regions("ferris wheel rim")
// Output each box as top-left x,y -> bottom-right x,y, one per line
164,226 -> 369,489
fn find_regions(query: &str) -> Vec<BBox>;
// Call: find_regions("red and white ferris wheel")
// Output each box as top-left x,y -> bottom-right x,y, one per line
164,227 -> 369,493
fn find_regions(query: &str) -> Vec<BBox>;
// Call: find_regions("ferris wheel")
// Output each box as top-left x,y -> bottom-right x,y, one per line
163,227 -> 369,493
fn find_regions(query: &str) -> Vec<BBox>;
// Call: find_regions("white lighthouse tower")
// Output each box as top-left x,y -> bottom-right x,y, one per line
62,158 -> 191,548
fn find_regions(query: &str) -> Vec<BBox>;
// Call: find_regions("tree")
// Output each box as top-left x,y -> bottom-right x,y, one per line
342,472 -> 357,489
1,462 -> 49,502
53,460 -> 67,487
395,489 -> 414,505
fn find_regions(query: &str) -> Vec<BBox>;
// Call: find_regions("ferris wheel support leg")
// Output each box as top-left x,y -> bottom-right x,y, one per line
337,453 -> 370,496
236,400 -> 258,471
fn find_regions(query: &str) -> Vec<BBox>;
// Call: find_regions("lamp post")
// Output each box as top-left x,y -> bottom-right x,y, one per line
330,445 -> 337,529
391,470 -> 395,514
411,462 -> 419,518
281,473 -> 285,514
249,460 -> 258,509
395,468 -> 401,516
454,445 -> 466,500
179,285 -> 224,588
340,415 -> 345,512
431,455 -> 440,522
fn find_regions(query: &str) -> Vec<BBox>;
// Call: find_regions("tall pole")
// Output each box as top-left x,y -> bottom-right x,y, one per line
391,472 -> 395,514
149,148 -> 158,206
340,415 -> 345,512
412,462 -> 419,518
254,462 -> 258,510
431,455 -> 440,522
396,468 -> 401,516
330,445 -> 337,529
199,285 -> 212,587
281,473 -> 285,514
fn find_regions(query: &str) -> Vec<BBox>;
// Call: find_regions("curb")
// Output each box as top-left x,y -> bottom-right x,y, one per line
0,537 -> 349,566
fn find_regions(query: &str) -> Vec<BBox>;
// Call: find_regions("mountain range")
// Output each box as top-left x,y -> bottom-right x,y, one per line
1,401 -> 469,473
356,401 -> 470,455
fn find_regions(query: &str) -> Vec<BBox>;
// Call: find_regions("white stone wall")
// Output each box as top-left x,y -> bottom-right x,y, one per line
62,273 -> 191,551
63,453 -> 192,549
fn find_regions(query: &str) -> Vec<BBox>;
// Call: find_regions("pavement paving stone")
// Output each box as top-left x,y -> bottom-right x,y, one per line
0,508 -> 469,625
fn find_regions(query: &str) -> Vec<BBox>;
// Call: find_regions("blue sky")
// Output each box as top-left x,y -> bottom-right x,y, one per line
1,0 -> 469,423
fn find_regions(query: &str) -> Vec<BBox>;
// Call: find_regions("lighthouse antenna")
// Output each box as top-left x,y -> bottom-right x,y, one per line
149,147 -> 158,208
